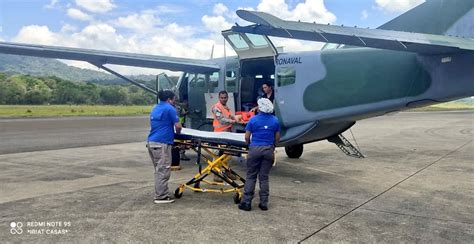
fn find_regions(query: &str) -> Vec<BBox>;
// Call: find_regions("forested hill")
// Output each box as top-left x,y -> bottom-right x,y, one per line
0,54 -> 157,84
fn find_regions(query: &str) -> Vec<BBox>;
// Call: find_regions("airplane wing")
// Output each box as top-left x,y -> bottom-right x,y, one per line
0,41 -> 220,73
232,10 -> 474,55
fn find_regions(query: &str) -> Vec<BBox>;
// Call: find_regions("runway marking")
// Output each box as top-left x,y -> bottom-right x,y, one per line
299,140 -> 472,243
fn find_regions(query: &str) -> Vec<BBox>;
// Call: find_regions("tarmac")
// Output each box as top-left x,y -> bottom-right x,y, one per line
0,111 -> 473,243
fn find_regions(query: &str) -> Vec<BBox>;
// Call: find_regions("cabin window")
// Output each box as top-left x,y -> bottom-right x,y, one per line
209,72 -> 219,88
188,73 -> 206,88
225,70 -> 237,92
276,67 -> 296,87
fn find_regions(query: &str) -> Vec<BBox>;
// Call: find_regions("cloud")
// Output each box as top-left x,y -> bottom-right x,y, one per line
202,15 -> 232,33
375,0 -> 425,13
256,0 -> 336,24
114,12 -> 161,33
75,0 -> 115,13
156,5 -> 186,14
12,25 -> 59,45
60,24 -> 78,33
361,10 -> 368,20
9,1 -> 336,75
44,0 -> 59,9
67,8 -> 93,21
213,3 -> 229,16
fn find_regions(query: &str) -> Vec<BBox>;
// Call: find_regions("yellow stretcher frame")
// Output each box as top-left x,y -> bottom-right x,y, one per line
173,139 -> 248,204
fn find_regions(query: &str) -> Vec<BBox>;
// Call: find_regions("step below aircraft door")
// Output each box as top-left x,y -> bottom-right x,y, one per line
222,31 -> 277,60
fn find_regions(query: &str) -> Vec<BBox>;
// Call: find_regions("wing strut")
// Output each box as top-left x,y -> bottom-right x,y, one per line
92,63 -> 157,95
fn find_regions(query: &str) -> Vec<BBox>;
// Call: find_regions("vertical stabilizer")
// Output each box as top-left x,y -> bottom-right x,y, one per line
379,0 -> 474,38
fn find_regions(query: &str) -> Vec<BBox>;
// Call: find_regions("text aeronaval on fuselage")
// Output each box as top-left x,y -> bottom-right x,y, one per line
276,57 -> 302,65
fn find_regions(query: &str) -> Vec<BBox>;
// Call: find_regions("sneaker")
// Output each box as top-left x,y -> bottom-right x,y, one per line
258,203 -> 268,211
238,202 -> 251,211
154,197 -> 175,204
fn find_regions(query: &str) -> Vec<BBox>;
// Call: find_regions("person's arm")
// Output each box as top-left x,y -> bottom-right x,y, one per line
274,131 -> 280,145
213,106 -> 235,124
245,119 -> 253,145
174,122 -> 182,134
245,131 -> 251,145
274,119 -> 281,145
170,106 -> 182,134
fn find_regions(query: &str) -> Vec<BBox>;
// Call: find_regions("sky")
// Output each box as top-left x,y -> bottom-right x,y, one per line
0,0 -> 426,74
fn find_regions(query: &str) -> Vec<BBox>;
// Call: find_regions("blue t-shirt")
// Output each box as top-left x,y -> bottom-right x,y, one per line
148,102 -> 179,144
245,113 -> 280,147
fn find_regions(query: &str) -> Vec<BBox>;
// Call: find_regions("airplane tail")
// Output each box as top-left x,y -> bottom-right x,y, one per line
379,0 -> 474,38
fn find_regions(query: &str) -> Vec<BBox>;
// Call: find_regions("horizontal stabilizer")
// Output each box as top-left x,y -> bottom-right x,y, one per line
0,42 -> 220,73
234,10 -> 474,55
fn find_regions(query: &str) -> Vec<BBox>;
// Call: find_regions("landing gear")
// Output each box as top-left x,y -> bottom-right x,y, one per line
285,144 -> 304,159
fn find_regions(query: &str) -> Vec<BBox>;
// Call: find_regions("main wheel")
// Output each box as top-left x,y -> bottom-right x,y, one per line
285,144 -> 304,159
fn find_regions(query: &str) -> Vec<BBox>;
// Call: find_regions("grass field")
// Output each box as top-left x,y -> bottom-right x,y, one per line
0,105 -> 153,118
408,100 -> 474,112
0,101 -> 472,118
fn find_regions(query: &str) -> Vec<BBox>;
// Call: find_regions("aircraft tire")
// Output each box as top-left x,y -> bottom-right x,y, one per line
285,144 -> 304,159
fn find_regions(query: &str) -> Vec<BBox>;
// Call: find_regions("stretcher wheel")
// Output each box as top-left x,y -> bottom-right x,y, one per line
174,187 -> 184,198
233,192 -> 242,204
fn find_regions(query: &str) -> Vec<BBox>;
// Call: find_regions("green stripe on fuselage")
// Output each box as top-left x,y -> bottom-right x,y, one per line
303,48 -> 431,111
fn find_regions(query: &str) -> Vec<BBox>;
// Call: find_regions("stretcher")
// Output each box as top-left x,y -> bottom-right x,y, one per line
173,128 -> 248,203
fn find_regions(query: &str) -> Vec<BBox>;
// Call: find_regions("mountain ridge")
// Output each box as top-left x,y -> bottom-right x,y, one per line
0,54 -> 158,85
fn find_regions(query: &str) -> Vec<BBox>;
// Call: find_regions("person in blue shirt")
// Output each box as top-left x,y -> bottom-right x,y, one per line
147,90 -> 182,204
239,98 -> 280,211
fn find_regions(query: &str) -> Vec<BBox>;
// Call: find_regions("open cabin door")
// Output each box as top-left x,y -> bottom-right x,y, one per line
222,31 -> 278,113
221,31 -> 277,60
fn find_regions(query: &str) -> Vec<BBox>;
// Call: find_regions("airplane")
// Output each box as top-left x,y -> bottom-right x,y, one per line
0,0 -> 472,159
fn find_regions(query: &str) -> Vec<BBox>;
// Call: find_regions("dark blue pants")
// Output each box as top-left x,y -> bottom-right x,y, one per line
242,145 -> 274,206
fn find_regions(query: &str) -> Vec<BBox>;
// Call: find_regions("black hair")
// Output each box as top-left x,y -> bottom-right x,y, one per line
158,89 -> 175,102
218,90 -> 228,96
262,82 -> 273,88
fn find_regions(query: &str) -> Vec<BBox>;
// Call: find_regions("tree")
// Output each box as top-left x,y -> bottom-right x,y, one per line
100,86 -> 129,105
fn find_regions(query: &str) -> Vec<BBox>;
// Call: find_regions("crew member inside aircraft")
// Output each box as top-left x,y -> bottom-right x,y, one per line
238,98 -> 280,211
147,90 -> 182,204
212,90 -> 238,132
250,82 -> 275,114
